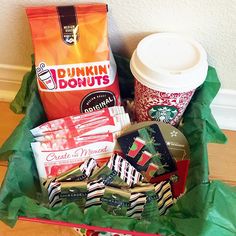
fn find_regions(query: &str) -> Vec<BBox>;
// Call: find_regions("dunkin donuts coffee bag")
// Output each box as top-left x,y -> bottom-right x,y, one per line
26,4 -> 120,120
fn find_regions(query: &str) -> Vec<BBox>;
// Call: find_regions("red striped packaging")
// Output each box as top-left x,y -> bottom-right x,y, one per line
31,106 -> 125,137
34,113 -> 130,142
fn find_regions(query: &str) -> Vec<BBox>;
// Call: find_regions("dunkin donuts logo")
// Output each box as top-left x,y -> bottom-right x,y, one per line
36,61 -> 113,91
36,63 -> 56,90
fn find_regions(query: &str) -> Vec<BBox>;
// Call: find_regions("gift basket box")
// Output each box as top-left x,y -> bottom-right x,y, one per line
1,3 -> 236,235
1,54 -> 236,236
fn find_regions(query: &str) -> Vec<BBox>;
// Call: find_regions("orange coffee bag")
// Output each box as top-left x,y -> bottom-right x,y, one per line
26,4 -> 120,120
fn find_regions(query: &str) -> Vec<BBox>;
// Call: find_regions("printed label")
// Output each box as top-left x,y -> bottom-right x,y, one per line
57,6 -> 79,45
148,105 -> 178,123
80,91 -> 116,113
36,60 -> 113,92
40,141 -> 114,178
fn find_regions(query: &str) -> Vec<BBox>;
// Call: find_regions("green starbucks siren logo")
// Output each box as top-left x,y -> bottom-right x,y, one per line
148,106 -> 178,123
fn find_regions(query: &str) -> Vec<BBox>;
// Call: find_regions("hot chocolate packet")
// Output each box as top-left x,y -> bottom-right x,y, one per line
31,106 -> 125,136
34,113 -> 130,142
101,186 -> 130,216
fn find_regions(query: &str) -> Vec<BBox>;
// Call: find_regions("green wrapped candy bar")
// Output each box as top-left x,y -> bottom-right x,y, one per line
89,164 -> 128,188
56,158 -> 98,182
127,184 -> 152,219
47,180 -> 87,210
60,182 -> 87,210
101,186 -> 131,216
56,166 -> 86,182
140,185 -> 159,220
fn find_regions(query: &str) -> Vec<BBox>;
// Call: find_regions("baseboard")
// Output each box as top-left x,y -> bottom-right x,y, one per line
210,89 -> 236,131
0,65 -> 235,130
0,64 -> 30,102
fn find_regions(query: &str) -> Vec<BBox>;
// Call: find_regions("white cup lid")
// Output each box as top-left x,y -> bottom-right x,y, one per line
130,33 -> 208,92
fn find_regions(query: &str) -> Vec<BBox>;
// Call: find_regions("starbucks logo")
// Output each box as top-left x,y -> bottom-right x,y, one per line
148,106 -> 178,123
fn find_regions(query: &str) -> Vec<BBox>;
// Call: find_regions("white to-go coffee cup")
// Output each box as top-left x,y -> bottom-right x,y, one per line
130,33 -> 208,126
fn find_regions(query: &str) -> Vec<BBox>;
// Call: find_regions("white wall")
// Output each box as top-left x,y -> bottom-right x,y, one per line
0,0 -> 236,90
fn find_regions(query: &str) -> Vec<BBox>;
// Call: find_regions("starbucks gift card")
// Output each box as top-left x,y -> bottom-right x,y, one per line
117,124 -> 177,181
